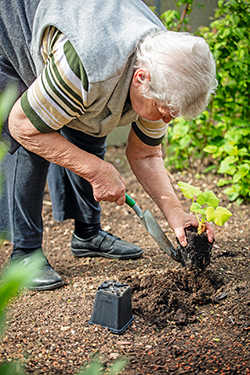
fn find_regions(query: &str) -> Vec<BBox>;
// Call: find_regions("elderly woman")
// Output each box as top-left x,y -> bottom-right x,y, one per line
0,0 -> 217,291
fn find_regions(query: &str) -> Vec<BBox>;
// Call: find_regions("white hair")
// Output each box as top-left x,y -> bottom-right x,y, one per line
134,30 -> 218,119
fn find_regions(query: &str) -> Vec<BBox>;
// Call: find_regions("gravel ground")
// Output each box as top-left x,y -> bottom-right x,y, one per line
0,145 -> 249,374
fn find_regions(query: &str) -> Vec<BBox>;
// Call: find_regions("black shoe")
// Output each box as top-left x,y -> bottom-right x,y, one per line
71,230 -> 143,260
10,248 -> 64,291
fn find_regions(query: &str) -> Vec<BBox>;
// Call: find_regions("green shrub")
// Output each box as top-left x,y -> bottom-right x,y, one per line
163,0 -> 250,204
160,0 -> 203,32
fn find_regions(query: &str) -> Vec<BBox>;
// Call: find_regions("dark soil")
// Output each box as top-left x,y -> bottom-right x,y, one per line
176,226 -> 214,270
0,145 -> 250,375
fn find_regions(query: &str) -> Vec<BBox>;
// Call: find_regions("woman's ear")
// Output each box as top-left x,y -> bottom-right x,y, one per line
133,69 -> 150,87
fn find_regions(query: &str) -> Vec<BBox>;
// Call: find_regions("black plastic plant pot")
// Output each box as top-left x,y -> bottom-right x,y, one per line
89,280 -> 134,334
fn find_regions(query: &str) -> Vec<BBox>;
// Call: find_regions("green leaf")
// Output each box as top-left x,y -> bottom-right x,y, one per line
217,178 -> 231,187
203,145 -> 218,154
190,202 -> 205,215
234,27 -> 245,39
0,85 -> 18,124
233,164 -> 250,182
77,359 -> 102,375
223,144 -> 237,156
179,135 -> 192,149
171,122 -> 189,140
0,361 -> 26,375
218,156 -> 237,175
196,191 -> 220,208
236,197 -> 244,205
178,182 -> 202,199
224,189 -> 239,201
206,206 -> 232,226
0,254 -> 44,313
108,358 -> 128,375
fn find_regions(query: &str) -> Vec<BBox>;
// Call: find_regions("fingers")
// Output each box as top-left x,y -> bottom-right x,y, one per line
175,227 -> 187,247
205,222 -> 215,243
175,222 -> 215,247
94,187 -> 125,204
92,164 -> 127,203
172,213 -> 198,247
115,194 -> 125,206
95,191 -> 125,205
115,177 -> 126,205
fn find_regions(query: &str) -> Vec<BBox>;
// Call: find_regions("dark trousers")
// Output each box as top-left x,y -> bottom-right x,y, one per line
0,127 -> 107,249
0,56 -> 107,249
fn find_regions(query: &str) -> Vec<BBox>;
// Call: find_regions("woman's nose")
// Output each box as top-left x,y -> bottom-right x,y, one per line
162,114 -> 173,123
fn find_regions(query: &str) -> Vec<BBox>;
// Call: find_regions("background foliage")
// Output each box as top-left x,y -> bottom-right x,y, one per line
162,0 -> 250,204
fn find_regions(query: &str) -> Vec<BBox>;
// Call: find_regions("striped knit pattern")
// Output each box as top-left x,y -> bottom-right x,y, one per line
136,117 -> 168,140
21,27 -> 88,133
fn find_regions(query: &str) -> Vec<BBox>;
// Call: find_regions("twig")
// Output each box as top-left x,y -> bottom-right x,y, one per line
177,3 -> 190,31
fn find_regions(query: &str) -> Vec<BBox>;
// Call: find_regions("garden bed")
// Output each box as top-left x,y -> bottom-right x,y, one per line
0,145 -> 249,374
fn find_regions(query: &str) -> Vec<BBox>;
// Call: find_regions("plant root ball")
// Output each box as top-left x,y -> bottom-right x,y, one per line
176,226 -> 214,270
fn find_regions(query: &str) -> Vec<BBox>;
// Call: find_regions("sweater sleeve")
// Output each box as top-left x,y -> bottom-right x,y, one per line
20,27 -> 89,133
132,117 -> 169,146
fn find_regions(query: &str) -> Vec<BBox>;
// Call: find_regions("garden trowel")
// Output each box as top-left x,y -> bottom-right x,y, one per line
125,193 -> 180,262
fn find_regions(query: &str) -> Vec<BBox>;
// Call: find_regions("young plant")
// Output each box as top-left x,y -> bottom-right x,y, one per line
178,181 -> 232,234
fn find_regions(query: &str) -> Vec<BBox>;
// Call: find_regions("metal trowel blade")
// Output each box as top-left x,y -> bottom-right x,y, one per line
142,209 -> 180,261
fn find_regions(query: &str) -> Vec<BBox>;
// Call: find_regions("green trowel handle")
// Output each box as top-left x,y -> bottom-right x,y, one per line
125,193 -> 144,219
125,193 -> 136,207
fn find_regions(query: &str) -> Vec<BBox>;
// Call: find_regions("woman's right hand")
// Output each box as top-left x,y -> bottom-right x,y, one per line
89,160 -> 126,205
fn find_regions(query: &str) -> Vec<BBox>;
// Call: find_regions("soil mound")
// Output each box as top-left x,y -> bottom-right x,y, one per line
123,268 -> 223,327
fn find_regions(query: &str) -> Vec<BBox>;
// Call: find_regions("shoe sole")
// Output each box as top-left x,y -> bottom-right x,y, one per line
71,248 -> 143,260
27,280 -> 64,291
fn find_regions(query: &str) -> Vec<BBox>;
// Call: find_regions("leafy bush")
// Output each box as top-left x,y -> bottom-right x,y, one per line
163,0 -> 250,204
160,0 -> 206,32
160,0 -> 194,31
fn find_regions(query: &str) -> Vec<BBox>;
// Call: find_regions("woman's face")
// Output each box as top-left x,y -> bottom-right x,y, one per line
130,69 -> 174,124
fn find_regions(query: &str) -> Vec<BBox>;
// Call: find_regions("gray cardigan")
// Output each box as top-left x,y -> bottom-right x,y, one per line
0,0 -> 165,137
